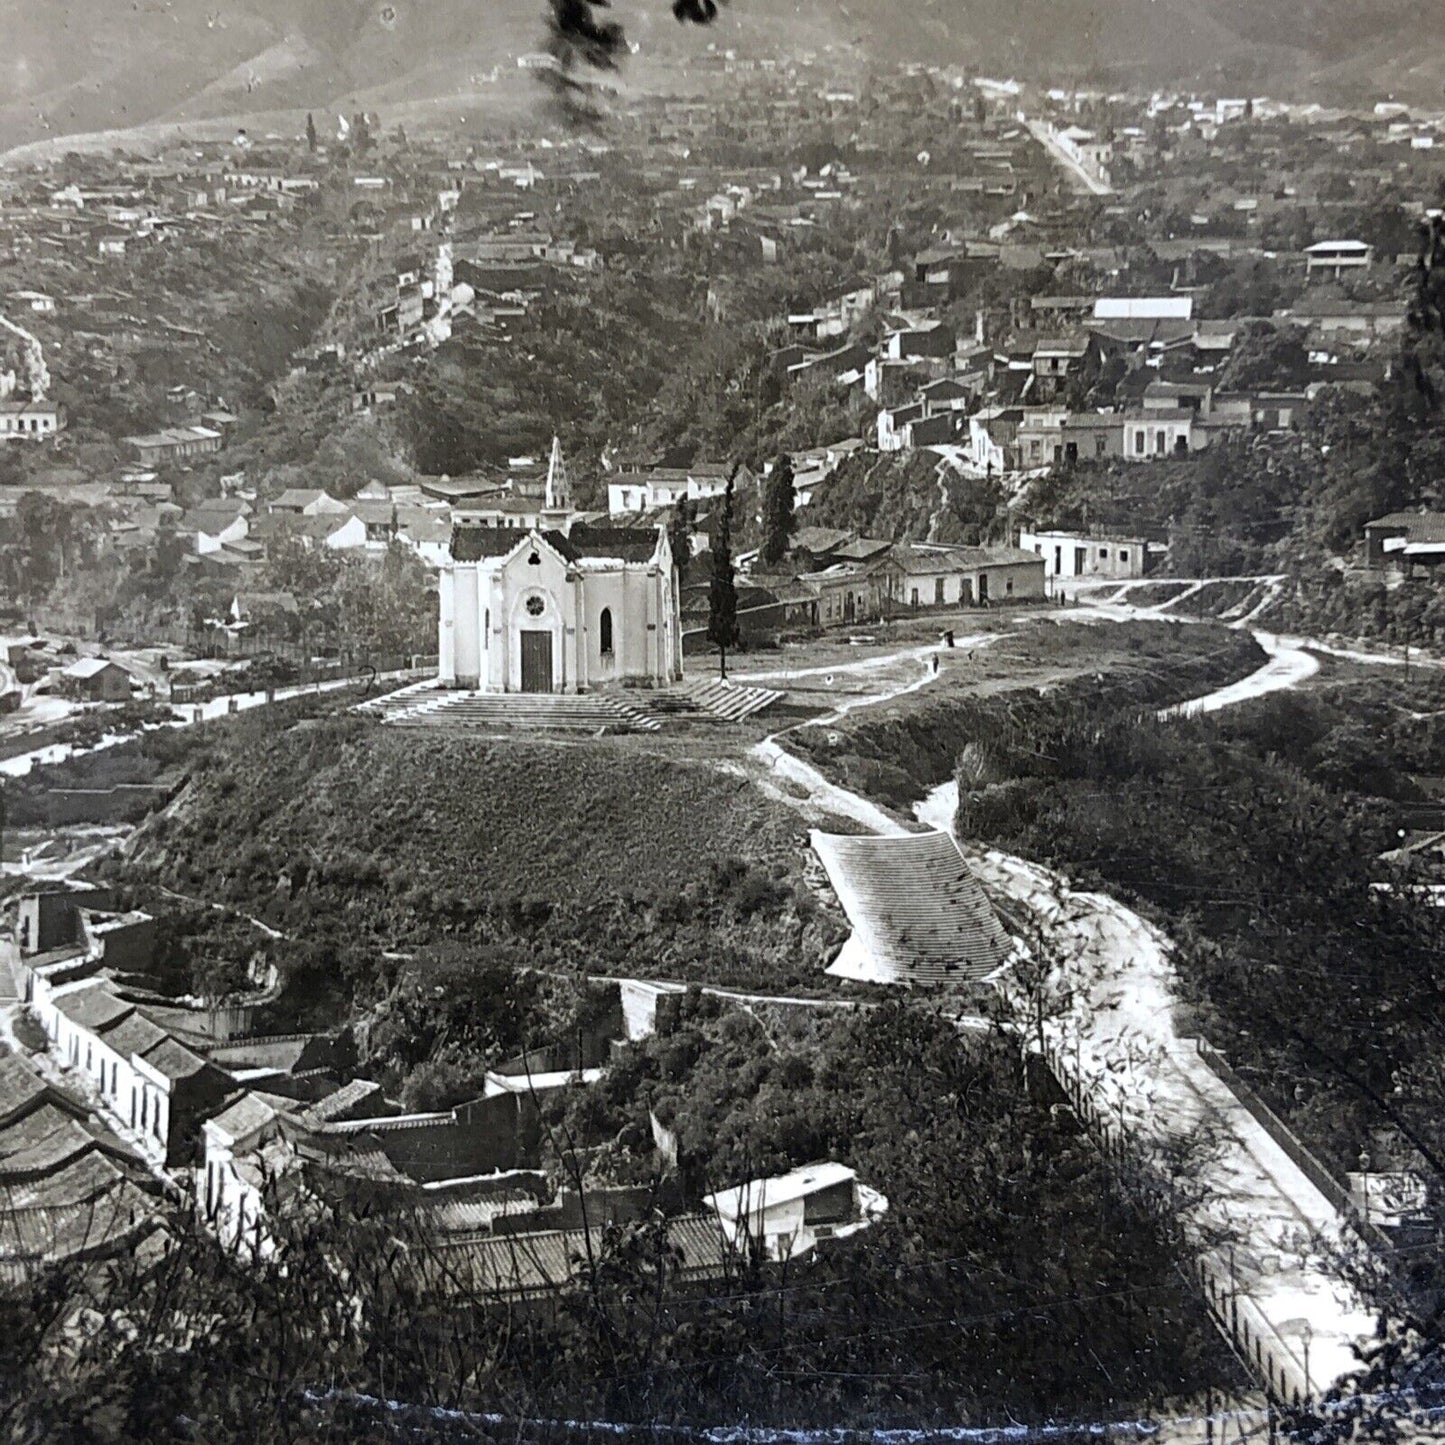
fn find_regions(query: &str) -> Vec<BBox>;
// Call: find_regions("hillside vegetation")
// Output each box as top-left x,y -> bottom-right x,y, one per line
789,621 -> 1266,808
120,718 -> 851,1007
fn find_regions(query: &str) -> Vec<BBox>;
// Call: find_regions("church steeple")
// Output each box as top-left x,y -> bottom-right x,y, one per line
545,434 -> 571,513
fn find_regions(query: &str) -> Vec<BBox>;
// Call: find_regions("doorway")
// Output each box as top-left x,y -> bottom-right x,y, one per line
520,630 -> 554,693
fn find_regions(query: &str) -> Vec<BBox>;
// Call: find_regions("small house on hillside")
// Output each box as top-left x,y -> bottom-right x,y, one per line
1364,512 -> 1445,571
57,658 -> 132,702
703,1161 -> 887,1263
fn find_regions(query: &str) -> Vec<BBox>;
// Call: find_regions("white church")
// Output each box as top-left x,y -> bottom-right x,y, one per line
438,440 -> 685,694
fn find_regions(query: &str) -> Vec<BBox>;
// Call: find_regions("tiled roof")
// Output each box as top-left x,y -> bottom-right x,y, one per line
567,525 -> 662,563
0,1057 -> 53,1127
1367,512 -> 1445,543
423,1214 -> 730,1298
139,1036 -> 211,1082
55,986 -> 134,1034
102,1012 -> 170,1058
811,830 -> 1013,987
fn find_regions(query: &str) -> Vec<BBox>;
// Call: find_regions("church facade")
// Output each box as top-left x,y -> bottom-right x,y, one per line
438,523 -> 684,693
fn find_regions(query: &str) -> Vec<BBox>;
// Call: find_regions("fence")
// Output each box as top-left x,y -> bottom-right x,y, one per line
1036,1033 -> 1317,1410
1192,1040 -> 1397,1259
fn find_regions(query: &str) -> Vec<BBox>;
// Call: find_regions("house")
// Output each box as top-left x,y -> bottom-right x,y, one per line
1093,297 -> 1194,322
606,463 -> 751,517
181,500 -> 251,555
0,400 -> 65,440
884,322 -> 955,361
1020,529 -> 1152,585
1016,407 -> 1071,469
268,489 -> 348,516
703,1161 -> 887,1263
1286,295 -> 1407,343
56,658 -> 132,703
124,426 -> 223,466
1364,512 -> 1445,570
440,524 -> 682,693
38,981 -> 231,1169
1122,409 -> 1193,459
884,543 -> 1046,610
249,511 -> 367,554
1305,240 -> 1374,281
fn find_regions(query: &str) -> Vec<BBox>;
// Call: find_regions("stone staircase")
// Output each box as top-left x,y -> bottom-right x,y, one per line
381,690 -> 662,734
360,677 -> 781,732
677,677 -> 785,722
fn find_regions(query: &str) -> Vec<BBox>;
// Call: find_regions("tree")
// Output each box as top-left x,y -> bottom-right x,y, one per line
305,112 -> 317,153
707,468 -> 741,679
667,495 -> 696,575
759,454 -> 796,566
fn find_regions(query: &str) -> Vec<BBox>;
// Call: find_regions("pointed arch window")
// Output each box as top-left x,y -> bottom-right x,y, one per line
599,607 -> 614,657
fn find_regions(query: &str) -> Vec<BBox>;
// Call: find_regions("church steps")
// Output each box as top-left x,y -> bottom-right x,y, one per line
385,692 -> 662,733
682,678 -> 785,721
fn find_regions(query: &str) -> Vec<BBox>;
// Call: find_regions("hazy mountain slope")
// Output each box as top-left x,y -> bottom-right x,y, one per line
5,0 -> 1444,153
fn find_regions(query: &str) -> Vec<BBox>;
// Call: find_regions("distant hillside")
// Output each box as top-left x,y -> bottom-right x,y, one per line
7,0 -> 1445,154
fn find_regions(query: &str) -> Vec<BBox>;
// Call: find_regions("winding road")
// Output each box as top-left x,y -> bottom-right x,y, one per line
745,612 -> 1375,1407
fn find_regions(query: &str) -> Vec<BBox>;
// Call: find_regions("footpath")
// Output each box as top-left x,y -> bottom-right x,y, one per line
746,619 -> 1377,1409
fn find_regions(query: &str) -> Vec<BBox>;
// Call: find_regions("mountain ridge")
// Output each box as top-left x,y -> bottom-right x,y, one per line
6,1 -> 1445,154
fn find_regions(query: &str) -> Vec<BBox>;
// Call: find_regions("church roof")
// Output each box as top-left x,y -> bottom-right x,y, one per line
449,525 -> 661,566
565,525 -> 661,563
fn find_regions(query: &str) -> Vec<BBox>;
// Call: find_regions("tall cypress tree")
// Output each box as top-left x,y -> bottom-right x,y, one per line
707,468 -> 741,680
305,112 -> 318,153
759,453 -> 795,566
667,495 -> 695,575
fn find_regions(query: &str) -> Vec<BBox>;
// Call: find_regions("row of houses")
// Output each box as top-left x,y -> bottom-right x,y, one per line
714,529 -> 1049,641
8,881 -> 885,1289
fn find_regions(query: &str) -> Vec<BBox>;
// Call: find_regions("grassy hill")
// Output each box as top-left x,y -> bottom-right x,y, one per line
122,716 -> 851,996
9,0 -> 1445,154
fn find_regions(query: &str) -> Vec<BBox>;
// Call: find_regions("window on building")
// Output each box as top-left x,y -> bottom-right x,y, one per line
1135,430 -> 1146,455
910,588 -> 919,608
599,607 -> 614,656
934,579 -> 945,605
1156,431 -> 1166,454
1096,435 -> 1107,456
1099,548 -> 1108,560
1119,550 -> 1129,562
1006,578 -> 1014,595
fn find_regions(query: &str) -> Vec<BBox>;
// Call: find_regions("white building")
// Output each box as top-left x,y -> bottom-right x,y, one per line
703,1161 -> 887,1263
439,523 -> 683,694
606,464 -> 748,517
1305,240 -> 1374,280
0,400 -> 64,440
1020,528 -> 1151,584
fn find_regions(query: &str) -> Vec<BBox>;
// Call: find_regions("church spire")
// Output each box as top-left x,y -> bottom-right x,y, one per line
545,434 -> 571,512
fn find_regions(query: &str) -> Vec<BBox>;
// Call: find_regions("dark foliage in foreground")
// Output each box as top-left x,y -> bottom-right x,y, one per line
0,1004 -> 1238,1442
